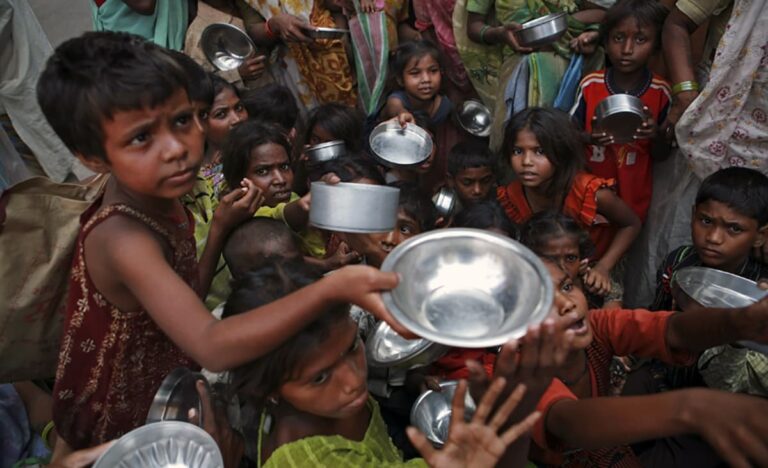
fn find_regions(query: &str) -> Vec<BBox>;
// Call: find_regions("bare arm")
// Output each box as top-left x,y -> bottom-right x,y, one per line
380,95 -> 408,121
122,0 -> 156,15
661,7 -> 700,127
466,12 -> 532,52
570,8 -> 606,24
594,188 -> 641,272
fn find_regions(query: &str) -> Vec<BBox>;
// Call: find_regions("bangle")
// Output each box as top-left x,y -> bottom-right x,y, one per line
479,25 -> 491,44
264,18 -> 276,40
41,420 -> 55,450
672,80 -> 700,95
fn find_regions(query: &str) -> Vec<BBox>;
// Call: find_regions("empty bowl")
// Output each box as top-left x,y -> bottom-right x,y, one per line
369,121 -> 433,167
366,321 -> 448,369
146,367 -> 210,427
456,100 -> 492,137
201,23 -> 256,71
594,94 -> 646,144
309,182 -> 400,233
514,12 -> 568,48
381,228 -> 553,348
411,380 -> 476,447
306,140 -> 346,166
432,187 -> 457,218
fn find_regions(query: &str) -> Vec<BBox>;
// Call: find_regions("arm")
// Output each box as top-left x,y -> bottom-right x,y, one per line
466,12 -> 533,53
661,7 -> 700,128
122,0 -> 156,15
380,95 -> 409,121
282,195 -> 310,232
570,8 -> 605,24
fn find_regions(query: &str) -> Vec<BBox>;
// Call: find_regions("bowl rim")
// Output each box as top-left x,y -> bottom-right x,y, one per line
369,121 -> 433,167
306,140 -> 346,151
366,321 -> 439,367
200,23 -> 255,70
672,266 -> 765,299
381,228 -> 554,348
410,380 -> 465,445
520,12 -> 567,30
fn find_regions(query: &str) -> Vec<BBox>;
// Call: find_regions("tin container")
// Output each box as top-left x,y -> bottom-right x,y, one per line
594,94 -> 646,144
305,140 -> 346,166
432,187 -> 457,218
309,182 -> 400,233
411,381 -> 476,447
514,12 -> 568,48
201,23 -> 256,71
456,100 -> 492,137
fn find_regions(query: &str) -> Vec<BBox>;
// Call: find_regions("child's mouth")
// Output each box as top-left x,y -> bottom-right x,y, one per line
568,318 -> 587,334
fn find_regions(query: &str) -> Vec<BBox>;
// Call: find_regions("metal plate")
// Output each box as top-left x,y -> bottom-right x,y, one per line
369,121 -> 433,167
146,367 -> 209,427
201,23 -> 255,71
306,140 -> 346,165
515,12 -> 568,47
302,26 -> 349,40
411,381 -> 476,447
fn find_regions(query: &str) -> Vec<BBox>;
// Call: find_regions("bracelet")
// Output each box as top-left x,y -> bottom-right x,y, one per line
264,18 -> 276,40
41,420 -> 55,450
479,25 -> 491,44
672,80 -> 700,95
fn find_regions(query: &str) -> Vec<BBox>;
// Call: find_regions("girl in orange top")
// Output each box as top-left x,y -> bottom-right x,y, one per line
496,107 -> 641,297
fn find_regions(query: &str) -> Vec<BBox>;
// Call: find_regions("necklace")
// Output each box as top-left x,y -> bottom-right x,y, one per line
560,351 -> 589,386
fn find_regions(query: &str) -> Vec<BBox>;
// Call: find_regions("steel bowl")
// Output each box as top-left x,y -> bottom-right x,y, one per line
514,12 -> 568,48
302,25 -> 349,40
93,421 -> 224,468
456,100 -> 492,137
671,266 -> 768,354
366,321 -> 449,369
369,121 -> 433,168
594,94 -> 645,144
201,23 -> 256,71
432,187 -> 457,218
146,367 -> 210,427
381,228 -> 553,348
410,380 -> 476,447
306,140 -> 346,166
309,182 -> 400,233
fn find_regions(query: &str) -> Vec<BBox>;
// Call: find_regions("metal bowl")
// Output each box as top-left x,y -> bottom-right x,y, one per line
671,266 -> 768,354
381,228 -> 553,348
93,421 -> 224,468
309,182 -> 400,233
302,26 -> 349,40
432,187 -> 457,218
410,380 -> 476,447
366,321 -> 449,369
369,121 -> 433,168
146,367 -> 210,427
201,23 -> 256,71
456,100 -> 492,137
514,12 -> 568,48
306,140 -> 346,166
594,94 -> 645,144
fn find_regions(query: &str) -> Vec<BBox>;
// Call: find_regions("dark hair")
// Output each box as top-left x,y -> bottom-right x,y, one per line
696,167 -> 768,226
502,107 -> 584,199
166,50 -> 214,107
520,211 -> 594,258
210,73 -> 240,100
601,0 -> 669,50
242,84 -> 299,133
390,181 -> 437,232
223,218 -> 303,278
222,120 -> 291,189
323,154 -> 386,185
305,103 -> 365,153
454,200 -> 518,238
447,141 -> 495,176
37,31 -> 190,161
225,261 -> 350,409
390,40 -> 443,84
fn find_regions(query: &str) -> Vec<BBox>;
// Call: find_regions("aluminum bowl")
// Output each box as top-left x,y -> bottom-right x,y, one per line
514,12 -> 568,48
201,23 -> 256,71
366,321 -> 449,369
411,380 -> 476,447
594,94 -> 645,144
671,266 -> 768,354
369,121 -> 433,168
146,367 -> 210,427
309,182 -> 400,233
93,421 -> 223,468
306,140 -> 346,166
302,26 -> 349,40
432,187 -> 457,218
381,228 -> 553,348
456,100 -> 492,137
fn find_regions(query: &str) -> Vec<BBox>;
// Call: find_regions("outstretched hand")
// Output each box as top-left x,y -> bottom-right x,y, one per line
213,178 -> 265,233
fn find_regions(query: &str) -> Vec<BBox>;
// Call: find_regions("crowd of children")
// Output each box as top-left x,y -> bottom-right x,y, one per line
3,0 -> 768,466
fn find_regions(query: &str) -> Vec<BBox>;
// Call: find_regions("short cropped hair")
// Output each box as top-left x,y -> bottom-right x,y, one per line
221,120 -> 291,189
389,181 -> 437,232
454,200 -> 518,239
601,0 -> 669,50
242,84 -> 299,133
696,167 -> 768,226
447,141 -> 495,176
223,218 -> 303,278
37,32 -> 190,161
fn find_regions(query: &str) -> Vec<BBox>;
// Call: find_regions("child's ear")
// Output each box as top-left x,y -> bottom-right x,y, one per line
753,224 -> 767,248
74,152 -> 110,174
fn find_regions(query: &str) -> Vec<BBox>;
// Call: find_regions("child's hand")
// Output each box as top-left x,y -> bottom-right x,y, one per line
386,111 -> 415,128
633,106 -> 657,140
191,380 -> 244,468
501,23 -> 534,54
237,55 -> 267,81
407,379 -> 541,468
322,241 -> 360,270
582,264 -> 611,296
213,179 -> 265,233
589,116 -> 615,146
569,31 -> 599,55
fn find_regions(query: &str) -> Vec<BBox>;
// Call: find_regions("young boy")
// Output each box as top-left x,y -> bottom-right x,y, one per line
241,83 -> 300,143
570,0 -> 671,222
445,140 -> 496,208
222,217 -> 304,280
651,167 -> 768,395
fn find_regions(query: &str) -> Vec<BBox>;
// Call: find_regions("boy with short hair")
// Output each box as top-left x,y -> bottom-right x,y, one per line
445,140 -> 497,208
222,217 -> 303,279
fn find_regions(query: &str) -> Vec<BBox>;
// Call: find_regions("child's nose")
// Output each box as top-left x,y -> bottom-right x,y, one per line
339,358 -> 365,394
554,291 -> 577,316
706,226 -> 725,244
622,39 -> 633,55
161,134 -> 186,162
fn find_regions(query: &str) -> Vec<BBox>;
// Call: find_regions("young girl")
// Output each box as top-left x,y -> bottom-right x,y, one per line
224,261 -> 541,468
204,74 -> 248,195
497,107 -> 641,297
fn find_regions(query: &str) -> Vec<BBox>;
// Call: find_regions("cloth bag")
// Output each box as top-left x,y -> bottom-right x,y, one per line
0,175 -> 107,382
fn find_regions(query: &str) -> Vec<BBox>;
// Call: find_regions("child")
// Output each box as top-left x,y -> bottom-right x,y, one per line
446,140 -> 496,208
224,261 -> 540,468
205,74 -> 248,192
241,83 -> 299,142
37,31 -> 404,452
305,102 -> 365,152
497,107 -> 641,298
222,217 -> 304,280
570,0 -> 671,223
453,199 -> 518,239
650,167 -> 768,396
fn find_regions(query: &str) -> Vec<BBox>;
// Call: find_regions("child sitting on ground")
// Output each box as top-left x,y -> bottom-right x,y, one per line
445,140 -> 496,209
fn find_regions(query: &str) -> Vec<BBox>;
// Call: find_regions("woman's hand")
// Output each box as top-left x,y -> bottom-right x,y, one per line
268,14 -> 313,43
569,31 -> 599,55
408,379 -> 541,468
660,90 -> 698,136
237,55 -> 267,81
212,178 -> 265,234
582,264 -> 611,296
500,23 -> 534,53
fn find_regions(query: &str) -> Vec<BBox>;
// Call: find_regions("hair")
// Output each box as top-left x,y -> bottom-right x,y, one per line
454,200 -> 519,238
519,211 -> 594,259
210,73 -> 240,100
223,218 -> 303,279
166,50 -> 214,108
305,103 -> 365,153
695,167 -> 768,226
601,0 -> 669,50
389,181 -> 437,232
37,32 -> 191,161
323,154 -> 386,185
242,84 -> 300,133
225,261 -> 350,409
447,140 -> 495,176
502,107 -> 584,199
222,120 -> 292,189
390,40 -> 443,85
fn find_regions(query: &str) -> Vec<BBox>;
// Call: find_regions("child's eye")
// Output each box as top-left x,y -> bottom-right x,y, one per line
729,225 -> 744,234
565,254 -> 579,263
699,216 -> 712,225
635,36 -> 647,44
280,163 -> 291,171
130,132 -> 149,146
235,103 -> 245,113
213,110 -> 226,119
511,147 -> 523,155
535,147 -> 545,155
312,371 -> 330,385
562,281 -> 574,293
175,113 -> 193,127
400,224 -> 414,235
612,34 -> 624,42
254,168 -> 268,176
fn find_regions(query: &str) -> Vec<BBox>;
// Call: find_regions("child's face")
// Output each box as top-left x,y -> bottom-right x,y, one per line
342,208 -> 422,268
451,166 -> 495,205
544,260 -> 593,351
308,124 -> 336,147
279,317 -> 369,419
93,88 -> 204,200
605,17 -> 656,76
539,234 -> 582,281
207,87 -> 247,148
401,54 -> 441,102
510,128 -> 555,190
246,143 -> 294,207
691,200 -> 765,273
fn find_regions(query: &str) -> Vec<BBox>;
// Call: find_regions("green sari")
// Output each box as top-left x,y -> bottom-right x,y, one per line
90,0 -> 188,50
